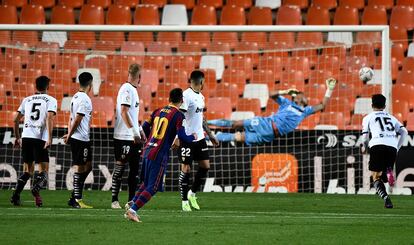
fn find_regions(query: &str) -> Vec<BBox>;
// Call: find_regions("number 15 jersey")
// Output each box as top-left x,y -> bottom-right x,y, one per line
362,110 -> 404,149
17,93 -> 58,141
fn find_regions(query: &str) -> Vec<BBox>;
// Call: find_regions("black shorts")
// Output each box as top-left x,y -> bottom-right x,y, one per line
114,139 -> 142,164
21,138 -> 49,163
369,145 -> 397,172
69,138 -> 92,165
178,139 -> 209,165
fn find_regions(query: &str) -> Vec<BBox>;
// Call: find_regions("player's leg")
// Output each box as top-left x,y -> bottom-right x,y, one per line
11,138 -> 34,206
111,139 -> 129,207
31,140 -> 50,207
178,141 -> 193,211
127,143 -> 141,202
76,160 -> 93,208
372,171 -> 393,208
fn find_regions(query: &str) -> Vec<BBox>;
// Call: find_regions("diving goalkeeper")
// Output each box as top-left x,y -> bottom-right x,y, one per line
208,78 -> 337,145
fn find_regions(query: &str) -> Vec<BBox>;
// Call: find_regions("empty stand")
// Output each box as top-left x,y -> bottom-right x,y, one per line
220,5 -> 246,25
162,4 -> 188,25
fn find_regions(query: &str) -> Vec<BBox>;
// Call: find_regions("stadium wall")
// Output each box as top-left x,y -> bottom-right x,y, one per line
1,128 -> 413,195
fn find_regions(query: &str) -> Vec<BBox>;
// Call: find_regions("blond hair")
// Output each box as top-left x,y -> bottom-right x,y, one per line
128,63 -> 141,80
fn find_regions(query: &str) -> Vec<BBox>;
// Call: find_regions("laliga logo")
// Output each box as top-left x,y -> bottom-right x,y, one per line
258,161 -> 292,186
317,133 -> 338,148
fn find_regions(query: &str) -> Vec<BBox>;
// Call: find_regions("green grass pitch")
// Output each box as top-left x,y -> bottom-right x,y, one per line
0,190 -> 413,244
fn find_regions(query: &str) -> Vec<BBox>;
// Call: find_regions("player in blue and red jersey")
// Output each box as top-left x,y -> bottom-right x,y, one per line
124,88 -> 196,222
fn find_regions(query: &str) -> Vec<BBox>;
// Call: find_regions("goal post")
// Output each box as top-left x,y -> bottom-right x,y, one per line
0,24 -> 401,194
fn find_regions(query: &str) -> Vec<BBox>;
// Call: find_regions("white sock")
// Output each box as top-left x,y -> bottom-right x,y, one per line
128,208 -> 136,214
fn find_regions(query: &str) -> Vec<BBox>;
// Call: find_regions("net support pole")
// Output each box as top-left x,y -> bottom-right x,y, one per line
381,26 -> 392,113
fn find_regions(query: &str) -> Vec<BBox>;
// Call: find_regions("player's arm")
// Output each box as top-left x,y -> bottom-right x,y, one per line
177,126 -> 196,143
44,111 -> 56,148
13,112 -> 24,148
141,110 -> 156,138
360,116 -> 370,154
203,118 -> 219,147
395,119 -> 408,150
311,78 -> 337,113
120,105 -> 141,144
64,114 -> 83,144
269,89 -> 300,105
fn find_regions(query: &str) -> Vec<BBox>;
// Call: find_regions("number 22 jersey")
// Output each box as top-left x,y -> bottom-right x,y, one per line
362,110 -> 404,149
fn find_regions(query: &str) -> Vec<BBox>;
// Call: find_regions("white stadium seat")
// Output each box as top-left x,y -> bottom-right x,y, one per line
200,55 -> 225,80
327,32 -> 353,48
407,42 -> 414,57
354,97 -> 373,115
60,97 -> 72,111
255,0 -> 281,9
230,111 -> 255,121
162,4 -> 188,25
367,69 -> 382,85
42,31 -> 67,47
243,83 -> 269,108
314,125 -> 339,130
76,68 -> 102,96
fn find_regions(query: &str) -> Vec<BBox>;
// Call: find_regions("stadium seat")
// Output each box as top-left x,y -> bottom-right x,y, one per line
0,111 -> 18,127
408,43 -> 414,57
390,25 -> 408,51
279,70 -> 305,91
207,41 -> 231,64
134,4 -> 159,25
0,5 -> 18,24
346,114 -> 364,130
51,5 -> 75,24
212,82 -> 238,108
276,5 -> 302,25
169,56 -> 195,74
361,5 -> 387,25
191,5 -> 217,25
200,55 -> 225,80
258,55 -> 283,82
393,100 -> 410,121
296,32 -> 323,47
94,40 -> 121,51
20,4 -> 45,24
54,111 -> 70,128
393,83 -> 414,109
312,0 -> 337,9
185,32 -> 211,49
236,98 -> 261,116
59,0 -> 83,8
76,68 -> 102,96
91,96 -> 114,123
91,111 -> 109,128
334,6 -> 359,25
227,0 -> 253,9
12,82 -> 36,98
228,56 -> 253,80
263,98 -> 279,116
251,69 -> 276,91
60,97 -> 72,111
304,83 -> 326,100
79,4 -> 105,24
306,6 -> 330,25
286,57 -> 311,79
198,0 -> 223,8
142,56 -> 166,79
137,83 -> 152,110
222,69 -> 247,96
54,54 -> 79,77
243,84 -> 269,108
397,69 -> 414,87
142,0 -> 167,8
106,4 -> 132,25
199,68 -> 217,91
156,81 -> 181,98
248,6 -> 272,25
318,112 -> 346,129
170,0 -> 194,9
327,32 -> 353,48
241,32 -> 268,49
236,42 -> 260,67
114,0 -> 139,8
390,5 -> 414,30
157,32 -> 183,48
324,97 -> 352,115
368,0 -> 394,10
402,57 -> 414,72
398,0 -> 414,5
220,5 -> 246,25
354,97 -> 372,114
283,0 -> 309,9
88,0 -> 111,9
255,0 -> 281,9
207,97 -> 232,119
268,32 -> 295,49
85,55 -> 108,82
230,111 -> 255,120
3,0 -> 26,7
211,32 -> 239,48
205,111 -> 226,120
339,0 -> 365,9
407,112 -> 414,130
164,68 -> 188,86
162,4 -> 188,25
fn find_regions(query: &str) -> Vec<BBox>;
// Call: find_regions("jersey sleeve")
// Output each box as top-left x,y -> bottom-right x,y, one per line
393,116 -> 404,132
180,93 -> 190,112
304,106 -> 315,117
77,98 -> 92,116
361,115 -> 370,135
276,95 -> 289,105
17,98 -> 26,114
119,88 -> 132,107
48,98 -> 58,114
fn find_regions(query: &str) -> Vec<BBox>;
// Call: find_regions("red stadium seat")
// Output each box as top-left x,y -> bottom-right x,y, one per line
393,100 -> 409,121
306,6 -> 330,25
164,68 -> 188,87
213,83 -> 239,108
304,83 -> 326,100
406,112 -> 414,130
286,57 -> 310,80
198,0 -> 223,9
91,111 -> 109,128
220,5 -> 246,25
248,6 -> 273,25
106,4 -> 132,25
31,0 -> 55,8
133,3 -> 159,43
0,111 -> 18,127
251,69 -> 275,91
20,4 -> 45,24
268,32 -> 295,49
226,0 -> 252,9
276,5 -> 302,25
339,0 -> 365,9
207,97 -> 232,119
228,56 -> 253,80
393,83 -> 414,109
79,4 -> 105,24
312,0 -> 337,10
235,41 -> 260,67
396,69 -> 414,85
205,111 -> 226,120
241,32 -> 268,49
0,68 -> 14,93
91,96 -> 115,123
279,70 -> 305,91
170,56 -> 195,74
334,6 -> 359,25
3,0 -> 26,7
0,5 -> 18,24
222,69 -> 247,96
296,32 -> 323,47
264,98 -> 279,116
390,6 -> 414,30
258,55 -> 283,82
368,0 -> 394,9
157,32 -> 183,48
315,55 -> 341,77
191,5 -> 217,25
309,69 -> 333,86
398,0 -> 414,5
177,42 -> 203,63
114,0 -> 140,8
207,41 -> 231,64
140,69 -> 159,93
319,112 -> 347,129
185,32 -> 211,49
361,5 -> 387,25
284,0 -> 309,9
85,55 -> 108,81
146,41 -> 172,66
2,96 -> 22,111
12,31 -> 38,47
141,0 -> 166,8
402,57 -> 414,72
142,56 -> 166,80
88,0 -> 112,9
51,5 -> 75,24
212,32 -> 238,48
199,68 -> 217,91
324,97 -> 352,115
390,25 -> 408,51
171,0 -> 195,9
55,111 -> 70,128
236,98 -> 261,116
59,0 -> 84,8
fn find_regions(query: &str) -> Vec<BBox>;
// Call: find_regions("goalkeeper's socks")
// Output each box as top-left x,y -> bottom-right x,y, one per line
32,171 -> 47,194
14,172 -> 31,196
191,167 -> 208,193
374,179 -> 388,200
208,119 -> 233,128
111,163 -> 126,202
216,132 -> 235,142
179,171 -> 190,201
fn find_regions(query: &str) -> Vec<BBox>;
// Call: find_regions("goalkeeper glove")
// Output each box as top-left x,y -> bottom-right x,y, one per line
325,78 -> 337,98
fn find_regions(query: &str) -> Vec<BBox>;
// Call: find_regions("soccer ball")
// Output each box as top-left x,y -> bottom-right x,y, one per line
359,67 -> 374,82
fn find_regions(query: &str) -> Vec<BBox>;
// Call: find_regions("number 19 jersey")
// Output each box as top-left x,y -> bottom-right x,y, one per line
362,110 -> 404,149
18,93 -> 58,141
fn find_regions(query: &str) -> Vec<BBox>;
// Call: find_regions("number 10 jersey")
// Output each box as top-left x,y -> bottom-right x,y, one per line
362,110 -> 404,149
17,93 -> 58,141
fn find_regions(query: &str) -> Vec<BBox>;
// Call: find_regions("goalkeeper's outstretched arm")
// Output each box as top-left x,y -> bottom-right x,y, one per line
311,78 -> 337,113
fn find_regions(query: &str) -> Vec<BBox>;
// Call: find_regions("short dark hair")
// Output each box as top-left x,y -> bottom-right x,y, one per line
169,88 -> 183,104
190,70 -> 204,85
372,94 -> 386,109
78,72 -> 93,87
35,76 -> 50,91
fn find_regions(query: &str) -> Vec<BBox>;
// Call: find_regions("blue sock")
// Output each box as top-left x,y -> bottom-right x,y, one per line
208,119 -> 233,128
216,132 -> 236,142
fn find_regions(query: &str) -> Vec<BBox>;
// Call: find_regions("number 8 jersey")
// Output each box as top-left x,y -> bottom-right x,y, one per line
17,93 -> 58,141
362,110 -> 404,149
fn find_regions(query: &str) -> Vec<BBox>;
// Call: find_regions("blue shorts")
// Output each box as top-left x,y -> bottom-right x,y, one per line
243,117 -> 275,145
140,154 -> 168,194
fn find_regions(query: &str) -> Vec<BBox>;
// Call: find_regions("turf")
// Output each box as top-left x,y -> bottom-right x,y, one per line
0,190 -> 413,245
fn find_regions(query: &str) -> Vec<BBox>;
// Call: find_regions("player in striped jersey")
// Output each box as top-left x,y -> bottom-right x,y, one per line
361,94 -> 408,208
125,88 -> 196,222
10,76 -> 57,207
63,72 -> 94,209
